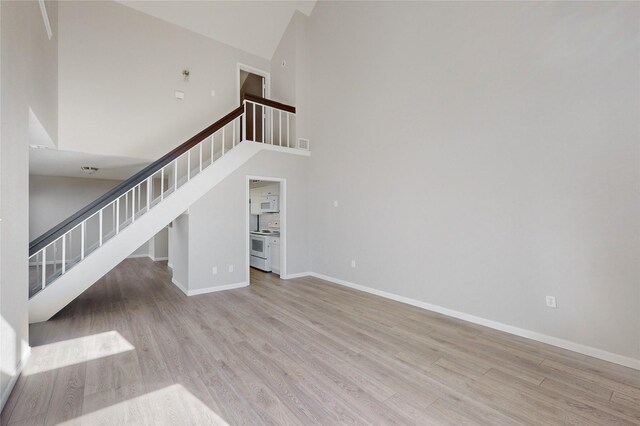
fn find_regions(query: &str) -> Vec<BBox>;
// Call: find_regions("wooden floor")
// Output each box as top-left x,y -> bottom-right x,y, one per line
2,258 -> 640,425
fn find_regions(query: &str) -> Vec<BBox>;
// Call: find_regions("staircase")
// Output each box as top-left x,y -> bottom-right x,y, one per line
28,96 -> 306,323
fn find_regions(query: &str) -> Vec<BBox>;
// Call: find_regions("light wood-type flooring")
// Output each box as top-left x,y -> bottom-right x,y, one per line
2,258 -> 640,425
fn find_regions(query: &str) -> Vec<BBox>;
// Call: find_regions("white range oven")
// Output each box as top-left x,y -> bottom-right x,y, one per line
250,233 -> 271,271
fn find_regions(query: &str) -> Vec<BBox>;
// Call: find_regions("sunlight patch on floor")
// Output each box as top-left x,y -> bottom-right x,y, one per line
58,384 -> 229,425
23,330 -> 134,376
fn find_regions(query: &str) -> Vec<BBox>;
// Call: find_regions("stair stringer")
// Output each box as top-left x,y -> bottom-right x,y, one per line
29,142 -> 308,323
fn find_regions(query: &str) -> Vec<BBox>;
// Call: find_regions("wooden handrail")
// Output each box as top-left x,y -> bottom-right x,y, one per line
29,105 -> 244,255
243,94 -> 296,114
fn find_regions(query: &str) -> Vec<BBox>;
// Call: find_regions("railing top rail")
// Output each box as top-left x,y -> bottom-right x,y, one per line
29,104 -> 244,256
243,94 -> 296,114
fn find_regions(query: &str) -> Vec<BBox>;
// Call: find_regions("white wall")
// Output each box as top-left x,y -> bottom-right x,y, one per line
168,213 -> 190,289
270,11 -> 311,143
1,0 -> 58,408
29,175 -> 120,239
57,0 -> 269,160
29,175 -> 158,258
297,2 -> 640,362
176,150 -> 308,292
149,228 -> 168,260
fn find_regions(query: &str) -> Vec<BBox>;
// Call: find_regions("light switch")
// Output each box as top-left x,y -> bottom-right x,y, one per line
175,90 -> 184,100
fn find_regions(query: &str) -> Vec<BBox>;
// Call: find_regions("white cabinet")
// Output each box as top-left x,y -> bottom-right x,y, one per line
262,184 -> 279,197
250,188 -> 262,215
250,184 -> 280,214
269,237 -> 280,274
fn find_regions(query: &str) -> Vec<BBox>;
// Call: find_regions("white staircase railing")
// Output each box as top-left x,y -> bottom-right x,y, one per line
28,97 -> 299,299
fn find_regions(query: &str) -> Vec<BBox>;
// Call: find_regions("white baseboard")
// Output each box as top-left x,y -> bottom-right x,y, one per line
171,277 -> 247,296
188,282 -> 248,296
127,254 -> 149,259
282,271 -> 312,279
149,256 -> 168,262
167,262 -> 173,268
308,272 -> 640,371
171,277 -> 188,295
1,346 -> 31,412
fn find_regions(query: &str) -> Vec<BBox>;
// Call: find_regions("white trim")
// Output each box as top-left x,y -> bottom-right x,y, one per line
172,277 -> 247,296
308,272 -> 640,371
127,254 -> 149,259
38,0 -> 53,40
237,63 -> 271,103
171,277 -> 188,295
252,143 -> 310,156
282,271 -> 311,279
187,282 -> 248,296
149,256 -> 169,262
246,176 -> 287,285
167,262 -> 173,268
1,346 -> 31,411
238,63 -> 271,143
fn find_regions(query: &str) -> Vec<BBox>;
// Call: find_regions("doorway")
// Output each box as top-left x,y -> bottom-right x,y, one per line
246,176 -> 286,282
238,64 -> 270,142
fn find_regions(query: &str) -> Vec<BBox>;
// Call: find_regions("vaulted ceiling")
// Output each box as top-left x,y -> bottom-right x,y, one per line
116,0 -> 316,59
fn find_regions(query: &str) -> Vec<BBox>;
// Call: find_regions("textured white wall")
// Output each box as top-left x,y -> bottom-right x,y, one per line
0,0 -> 58,408
57,0 -> 269,160
297,2 -> 640,361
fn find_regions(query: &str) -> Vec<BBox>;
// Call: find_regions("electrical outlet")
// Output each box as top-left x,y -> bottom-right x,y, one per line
334,200 -> 339,208
351,260 -> 356,268
175,90 -> 184,100
545,296 -> 557,308
228,264 -> 234,273
212,266 -> 217,275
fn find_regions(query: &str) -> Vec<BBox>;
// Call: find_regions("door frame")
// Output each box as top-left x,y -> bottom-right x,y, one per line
246,175 -> 286,284
237,63 -> 270,103
238,64 -> 271,142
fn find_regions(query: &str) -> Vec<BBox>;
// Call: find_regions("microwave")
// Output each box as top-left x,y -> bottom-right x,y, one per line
260,195 -> 279,213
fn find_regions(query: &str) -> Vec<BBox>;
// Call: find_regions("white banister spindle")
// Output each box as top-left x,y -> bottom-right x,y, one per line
271,109 -> 274,144
62,236 -> 66,274
279,110 -> 282,146
253,103 -> 256,141
131,188 -> 136,223
116,198 -> 120,234
287,113 -> 290,148
81,222 -> 85,260
222,128 -> 226,153
211,135 -> 214,164
42,250 -> 46,289
137,184 -> 141,212
99,210 -> 103,247
187,152 -> 191,180
262,106 -> 265,143
174,160 -> 178,189
233,119 -> 236,148
222,131 -> 225,156
147,178 -> 151,211
199,143 -> 202,173
161,169 -> 165,200
243,106 -> 247,141
125,192 -> 128,221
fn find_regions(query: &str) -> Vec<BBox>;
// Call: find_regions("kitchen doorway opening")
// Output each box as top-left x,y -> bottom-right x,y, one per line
246,176 -> 286,283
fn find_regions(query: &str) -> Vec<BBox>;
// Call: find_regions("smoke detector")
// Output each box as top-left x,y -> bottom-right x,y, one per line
81,166 -> 99,175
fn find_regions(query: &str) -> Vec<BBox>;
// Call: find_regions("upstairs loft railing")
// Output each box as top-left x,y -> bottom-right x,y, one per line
28,96 -> 297,298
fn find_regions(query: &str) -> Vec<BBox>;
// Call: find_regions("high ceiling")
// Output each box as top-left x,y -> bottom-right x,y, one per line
116,0 -> 317,59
